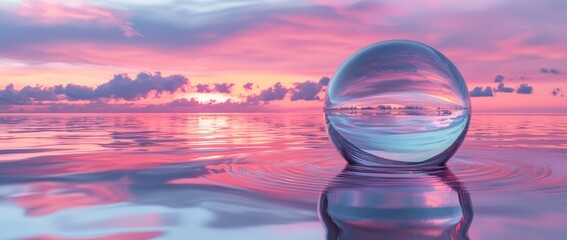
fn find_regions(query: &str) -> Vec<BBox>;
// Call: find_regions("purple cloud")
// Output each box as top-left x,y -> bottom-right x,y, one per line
516,83 -> 533,94
494,75 -> 504,83
93,72 -> 188,100
214,83 -> 235,93
243,82 -> 254,91
246,82 -> 288,103
290,81 -> 323,101
318,77 -> 330,86
494,82 -> 514,93
62,84 -> 97,100
196,84 -> 212,93
0,84 -> 62,104
541,68 -> 562,75
196,83 -> 235,93
0,84 -> 27,104
19,85 -> 59,101
470,86 -> 494,97
552,88 -> 563,97
1,72 -> 189,103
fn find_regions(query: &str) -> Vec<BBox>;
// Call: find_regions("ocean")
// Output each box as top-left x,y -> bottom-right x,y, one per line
0,113 -> 566,239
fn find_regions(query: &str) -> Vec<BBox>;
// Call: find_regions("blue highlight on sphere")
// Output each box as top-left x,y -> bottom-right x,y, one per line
325,40 -> 471,167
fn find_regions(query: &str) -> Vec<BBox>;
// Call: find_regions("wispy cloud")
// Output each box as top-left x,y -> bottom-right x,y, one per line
552,88 -> 563,97
14,0 -> 141,37
540,68 -> 562,75
3,0 -> 566,79
0,0 -> 566,111
243,82 -> 254,91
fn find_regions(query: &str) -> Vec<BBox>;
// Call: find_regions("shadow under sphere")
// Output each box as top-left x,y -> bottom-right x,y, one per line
318,165 -> 473,240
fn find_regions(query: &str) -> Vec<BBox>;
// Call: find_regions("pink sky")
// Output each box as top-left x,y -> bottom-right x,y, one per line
0,0 -> 566,112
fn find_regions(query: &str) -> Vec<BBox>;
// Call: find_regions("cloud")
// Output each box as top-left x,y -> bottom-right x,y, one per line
2,0 -> 567,86
290,81 -> 323,101
494,75 -> 504,83
494,82 -> 514,93
93,72 -> 188,100
196,84 -> 212,93
470,86 -> 494,97
552,88 -> 564,97
1,72 -> 189,103
196,83 -> 235,93
540,68 -> 562,75
62,84 -> 96,100
286,77 -> 331,101
318,77 -> 330,86
214,83 -> 235,93
246,82 -> 288,103
0,84 -> 28,104
0,84 -> 61,104
19,85 -> 59,101
14,0 -> 141,38
243,82 -> 254,91
165,98 -> 201,107
516,83 -> 533,94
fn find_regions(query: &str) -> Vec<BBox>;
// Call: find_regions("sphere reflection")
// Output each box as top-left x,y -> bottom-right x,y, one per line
318,166 -> 473,240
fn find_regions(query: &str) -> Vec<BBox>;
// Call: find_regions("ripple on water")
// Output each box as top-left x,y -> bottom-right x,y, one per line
449,156 -> 565,193
198,151 -> 567,198
201,156 -> 343,196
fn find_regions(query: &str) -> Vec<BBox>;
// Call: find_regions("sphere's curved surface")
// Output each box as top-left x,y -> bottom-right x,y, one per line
325,40 -> 471,167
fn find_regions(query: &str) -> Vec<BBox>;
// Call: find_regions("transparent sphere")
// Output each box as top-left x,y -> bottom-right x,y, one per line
324,40 -> 471,167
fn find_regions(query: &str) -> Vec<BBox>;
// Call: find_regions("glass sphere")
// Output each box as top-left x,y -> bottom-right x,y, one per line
324,40 -> 471,167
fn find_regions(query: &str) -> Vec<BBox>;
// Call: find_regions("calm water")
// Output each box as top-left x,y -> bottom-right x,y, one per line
0,113 -> 566,239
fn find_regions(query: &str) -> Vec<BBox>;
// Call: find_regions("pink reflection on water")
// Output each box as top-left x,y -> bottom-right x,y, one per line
14,180 -> 131,217
0,113 -> 565,239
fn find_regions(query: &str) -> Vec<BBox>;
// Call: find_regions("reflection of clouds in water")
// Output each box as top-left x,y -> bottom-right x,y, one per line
0,158 -> 324,239
319,166 -> 472,240
0,114 -> 566,239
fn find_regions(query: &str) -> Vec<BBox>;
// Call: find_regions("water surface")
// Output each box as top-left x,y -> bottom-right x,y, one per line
0,113 -> 566,239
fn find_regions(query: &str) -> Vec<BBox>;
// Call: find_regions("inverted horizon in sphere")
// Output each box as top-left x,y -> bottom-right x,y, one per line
325,40 -> 471,167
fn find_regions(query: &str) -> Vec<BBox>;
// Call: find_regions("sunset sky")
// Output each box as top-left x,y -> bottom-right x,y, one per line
0,0 -> 566,112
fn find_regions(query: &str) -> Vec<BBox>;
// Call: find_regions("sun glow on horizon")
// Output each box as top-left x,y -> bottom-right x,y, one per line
186,93 -> 240,104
